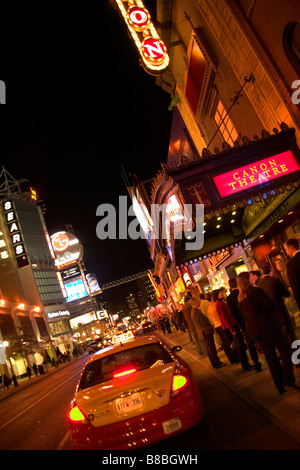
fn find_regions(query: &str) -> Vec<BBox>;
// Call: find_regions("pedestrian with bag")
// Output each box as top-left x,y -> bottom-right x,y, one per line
237,271 -> 299,395
257,262 -> 296,344
191,298 -> 225,369
227,278 -> 262,372
182,296 -> 206,356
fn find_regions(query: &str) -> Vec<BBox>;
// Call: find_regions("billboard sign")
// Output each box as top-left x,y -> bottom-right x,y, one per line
86,273 -> 101,293
65,278 -> 88,302
2,200 -> 29,268
50,231 -> 83,269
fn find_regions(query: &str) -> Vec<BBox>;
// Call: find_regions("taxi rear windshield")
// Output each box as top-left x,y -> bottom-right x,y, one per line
78,343 -> 173,391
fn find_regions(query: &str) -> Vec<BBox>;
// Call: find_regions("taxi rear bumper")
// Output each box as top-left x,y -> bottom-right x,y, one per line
69,386 -> 204,450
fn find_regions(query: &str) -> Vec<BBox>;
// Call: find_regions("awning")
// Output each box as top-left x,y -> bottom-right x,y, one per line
245,187 -> 300,239
175,231 -> 244,268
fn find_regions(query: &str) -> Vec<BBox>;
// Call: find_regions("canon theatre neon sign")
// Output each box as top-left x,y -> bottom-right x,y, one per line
213,150 -> 300,198
115,0 -> 169,75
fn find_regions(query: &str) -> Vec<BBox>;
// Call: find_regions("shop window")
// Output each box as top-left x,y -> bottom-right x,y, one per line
283,22 -> 300,76
213,98 -> 239,146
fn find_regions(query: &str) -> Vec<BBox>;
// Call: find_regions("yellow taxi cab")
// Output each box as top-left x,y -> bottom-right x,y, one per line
67,332 -> 204,450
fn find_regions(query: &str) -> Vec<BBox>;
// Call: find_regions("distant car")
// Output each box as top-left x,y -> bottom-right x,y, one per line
67,334 -> 204,450
141,321 -> 156,333
87,340 -> 102,354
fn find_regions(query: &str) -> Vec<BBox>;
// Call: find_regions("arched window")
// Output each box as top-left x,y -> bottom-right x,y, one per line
283,22 -> 300,76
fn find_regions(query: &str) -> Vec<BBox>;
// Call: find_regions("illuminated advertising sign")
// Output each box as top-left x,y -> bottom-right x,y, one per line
188,261 -> 203,283
47,310 -> 70,323
164,194 -> 185,262
213,150 -> 300,199
132,190 -> 153,243
114,0 -> 169,75
65,279 -> 88,302
2,200 -> 29,268
86,273 -> 101,293
70,312 -> 97,328
50,231 -> 83,269
61,266 -> 81,281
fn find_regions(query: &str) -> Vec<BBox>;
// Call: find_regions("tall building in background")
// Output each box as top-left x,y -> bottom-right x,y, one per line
0,168 -> 67,377
136,274 -> 158,308
0,169 -> 106,377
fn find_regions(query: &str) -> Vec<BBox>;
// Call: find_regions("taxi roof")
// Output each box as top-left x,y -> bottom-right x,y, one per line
87,334 -> 161,364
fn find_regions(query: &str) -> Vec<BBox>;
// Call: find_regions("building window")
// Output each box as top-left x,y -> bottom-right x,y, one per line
213,99 -> 239,146
283,22 -> 300,76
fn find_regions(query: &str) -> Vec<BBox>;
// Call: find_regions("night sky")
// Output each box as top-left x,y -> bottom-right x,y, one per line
1,1 -> 173,287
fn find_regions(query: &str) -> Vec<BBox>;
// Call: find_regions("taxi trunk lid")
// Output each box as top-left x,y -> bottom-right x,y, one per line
76,362 -> 176,427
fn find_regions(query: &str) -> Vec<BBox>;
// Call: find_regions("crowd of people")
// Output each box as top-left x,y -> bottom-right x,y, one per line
163,238 -> 300,396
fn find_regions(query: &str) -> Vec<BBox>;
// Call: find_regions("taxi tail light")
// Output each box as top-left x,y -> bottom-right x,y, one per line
171,374 -> 188,396
68,404 -> 88,423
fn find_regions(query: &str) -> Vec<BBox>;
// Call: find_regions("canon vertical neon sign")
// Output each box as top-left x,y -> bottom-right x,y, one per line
115,0 -> 169,75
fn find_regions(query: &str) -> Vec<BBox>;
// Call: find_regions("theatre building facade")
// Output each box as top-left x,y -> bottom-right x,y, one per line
130,0 -> 300,308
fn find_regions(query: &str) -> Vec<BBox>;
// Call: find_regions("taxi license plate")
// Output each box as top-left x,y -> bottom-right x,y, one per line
162,417 -> 182,435
115,393 -> 143,415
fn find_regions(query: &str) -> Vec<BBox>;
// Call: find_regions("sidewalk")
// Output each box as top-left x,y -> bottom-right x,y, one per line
155,322 -> 300,444
0,354 -> 88,402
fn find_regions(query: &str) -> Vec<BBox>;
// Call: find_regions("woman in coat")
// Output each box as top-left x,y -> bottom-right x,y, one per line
237,271 -> 298,395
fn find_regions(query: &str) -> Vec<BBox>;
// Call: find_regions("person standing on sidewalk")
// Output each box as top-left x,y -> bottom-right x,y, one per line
191,298 -> 225,369
257,263 -> 295,344
182,296 -> 206,356
32,363 -> 38,377
3,374 -> 10,389
181,296 -> 195,344
237,271 -> 298,395
285,237 -> 300,311
207,293 -> 222,350
213,289 -> 239,365
26,365 -> 32,380
227,278 -> 262,372
199,293 -> 210,316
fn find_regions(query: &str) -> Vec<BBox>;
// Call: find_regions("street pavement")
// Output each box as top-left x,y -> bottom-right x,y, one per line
1,318 -> 300,446
155,316 -> 300,445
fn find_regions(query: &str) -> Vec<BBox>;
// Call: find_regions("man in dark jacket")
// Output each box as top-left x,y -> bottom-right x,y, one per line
285,238 -> 300,310
237,272 -> 298,395
227,278 -> 261,372
257,263 -> 295,343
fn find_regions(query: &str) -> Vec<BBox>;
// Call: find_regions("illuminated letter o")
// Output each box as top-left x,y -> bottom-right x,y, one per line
128,7 -> 150,31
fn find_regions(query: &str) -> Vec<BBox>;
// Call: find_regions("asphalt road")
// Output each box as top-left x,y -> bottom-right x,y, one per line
0,349 -> 300,451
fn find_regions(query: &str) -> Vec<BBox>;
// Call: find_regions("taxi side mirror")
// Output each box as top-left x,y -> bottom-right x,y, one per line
172,346 -> 182,353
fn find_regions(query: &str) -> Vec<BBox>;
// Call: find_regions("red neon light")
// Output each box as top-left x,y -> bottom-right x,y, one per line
213,150 -> 300,198
128,6 -> 150,30
113,368 -> 137,378
142,37 -> 166,62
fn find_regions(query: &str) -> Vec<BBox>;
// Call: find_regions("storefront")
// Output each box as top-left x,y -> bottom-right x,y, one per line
45,305 -> 73,356
0,300 -> 53,378
150,123 -> 300,295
